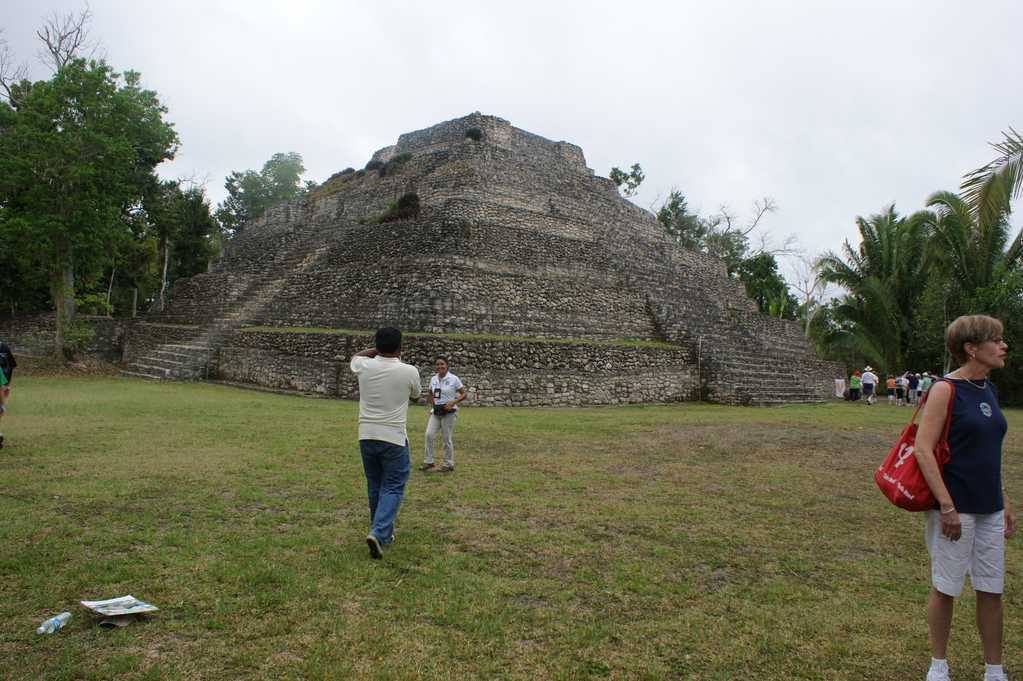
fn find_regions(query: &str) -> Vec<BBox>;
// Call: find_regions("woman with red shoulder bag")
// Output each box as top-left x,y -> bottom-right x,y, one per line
914,315 -> 1014,681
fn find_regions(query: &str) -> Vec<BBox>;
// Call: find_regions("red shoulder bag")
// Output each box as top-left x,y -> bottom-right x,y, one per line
874,379 -> 955,511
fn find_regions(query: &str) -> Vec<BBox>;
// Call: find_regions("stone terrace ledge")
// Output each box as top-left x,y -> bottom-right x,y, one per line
217,329 -> 699,408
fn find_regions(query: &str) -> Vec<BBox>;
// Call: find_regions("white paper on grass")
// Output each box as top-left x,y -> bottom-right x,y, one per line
80,595 -> 159,616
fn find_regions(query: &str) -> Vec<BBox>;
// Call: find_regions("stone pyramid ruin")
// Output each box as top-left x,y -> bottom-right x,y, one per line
122,113 -> 842,406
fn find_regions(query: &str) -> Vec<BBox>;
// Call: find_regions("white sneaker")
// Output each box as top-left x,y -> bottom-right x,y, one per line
926,668 -> 950,681
985,674 -> 1009,681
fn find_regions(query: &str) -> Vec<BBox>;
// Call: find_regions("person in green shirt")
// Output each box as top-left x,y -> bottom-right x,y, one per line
849,372 -> 862,402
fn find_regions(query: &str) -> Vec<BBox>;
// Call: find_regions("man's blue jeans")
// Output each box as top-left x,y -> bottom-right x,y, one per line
360,439 -> 410,544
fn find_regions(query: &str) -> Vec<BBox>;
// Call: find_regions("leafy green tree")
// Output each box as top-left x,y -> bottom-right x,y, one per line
156,182 -> 225,302
806,298 -> 865,373
657,192 -> 780,273
732,252 -> 798,319
168,186 -> 222,281
656,190 -> 706,250
912,190 -> 1013,318
110,228 -> 159,317
813,131 -> 1023,401
0,58 -> 177,358
0,239 -> 50,315
610,163 -> 644,198
817,206 -> 927,374
215,152 -> 313,232
958,129 -> 1023,403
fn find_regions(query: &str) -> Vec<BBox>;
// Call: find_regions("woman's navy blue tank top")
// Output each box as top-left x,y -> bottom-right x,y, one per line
940,377 -> 1007,514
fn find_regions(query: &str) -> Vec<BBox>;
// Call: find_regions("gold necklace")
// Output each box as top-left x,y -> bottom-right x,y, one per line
954,371 -> 987,390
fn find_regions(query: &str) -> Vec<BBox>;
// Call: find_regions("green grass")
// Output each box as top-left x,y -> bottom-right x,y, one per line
2,379 -> 1022,679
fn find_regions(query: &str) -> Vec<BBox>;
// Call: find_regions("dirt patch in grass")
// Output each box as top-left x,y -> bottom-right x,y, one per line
14,354 -> 122,378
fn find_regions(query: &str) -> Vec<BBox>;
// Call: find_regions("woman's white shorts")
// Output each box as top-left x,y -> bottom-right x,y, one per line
925,509 -> 1005,596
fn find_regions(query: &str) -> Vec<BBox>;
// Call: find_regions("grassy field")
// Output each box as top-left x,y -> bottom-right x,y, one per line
1,377 -> 1022,680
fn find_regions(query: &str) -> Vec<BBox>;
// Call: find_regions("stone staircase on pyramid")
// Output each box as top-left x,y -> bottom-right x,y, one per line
120,210 -> 334,381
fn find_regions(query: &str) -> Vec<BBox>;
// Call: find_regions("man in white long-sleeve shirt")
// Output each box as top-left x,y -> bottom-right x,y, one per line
349,326 -> 422,559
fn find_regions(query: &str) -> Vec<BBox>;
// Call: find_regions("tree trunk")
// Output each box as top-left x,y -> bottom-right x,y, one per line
158,244 -> 169,306
132,287 -> 138,317
50,266 -> 76,362
106,267 -> 116,317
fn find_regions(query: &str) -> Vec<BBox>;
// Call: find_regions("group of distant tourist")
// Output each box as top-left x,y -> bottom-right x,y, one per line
845,367 -> 936,406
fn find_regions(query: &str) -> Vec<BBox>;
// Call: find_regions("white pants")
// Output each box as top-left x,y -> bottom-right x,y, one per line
424,413 -> 457,467
925,509 -> 1005,596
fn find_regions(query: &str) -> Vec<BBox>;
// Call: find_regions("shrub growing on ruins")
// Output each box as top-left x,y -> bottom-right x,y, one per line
326,167 -> 356,183
358,192 -> 422,225
465,128 -> 483,141
365,160 -> 384,172
310,166 -> 369,199
379,152 -> 413,178
379,192 -> 421,222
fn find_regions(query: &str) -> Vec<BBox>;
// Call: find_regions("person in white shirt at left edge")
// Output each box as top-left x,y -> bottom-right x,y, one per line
349,326 -> 422,560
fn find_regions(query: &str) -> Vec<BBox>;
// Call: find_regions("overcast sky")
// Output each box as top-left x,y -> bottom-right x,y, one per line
3,0 -> 1021,281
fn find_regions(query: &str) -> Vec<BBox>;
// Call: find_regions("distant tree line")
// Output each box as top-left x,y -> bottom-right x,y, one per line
814,129 -> 1022,403
630,129 -> 1022,404
0,9 -> 312,360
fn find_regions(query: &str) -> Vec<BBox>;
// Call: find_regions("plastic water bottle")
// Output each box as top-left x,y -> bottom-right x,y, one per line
36,612 -> 71,634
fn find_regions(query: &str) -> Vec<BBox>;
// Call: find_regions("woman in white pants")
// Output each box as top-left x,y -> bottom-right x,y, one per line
419,355 -> 466,473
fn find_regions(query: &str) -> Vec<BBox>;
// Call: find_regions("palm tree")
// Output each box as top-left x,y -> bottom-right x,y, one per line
912,191 -> 1010,306
960,127 -> 1023,264
913,129 -> 1023,322
817,205 -> 927,374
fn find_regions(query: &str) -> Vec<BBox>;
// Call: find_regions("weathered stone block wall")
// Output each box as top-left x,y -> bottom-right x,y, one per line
251,219 -> 659,341
0,313 -> 131,362
121,322 -> 198,364
0,313 -> 57,355
218,348 -> 342,395
219,330 -> 698,407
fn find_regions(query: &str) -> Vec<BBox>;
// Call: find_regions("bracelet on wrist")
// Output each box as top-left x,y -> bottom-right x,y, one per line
940,507 -> 956,515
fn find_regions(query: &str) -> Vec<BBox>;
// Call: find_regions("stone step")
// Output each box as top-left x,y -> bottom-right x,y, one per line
122,363 -> 173,379
147,347 -> 208,362
119,369 -> 163,381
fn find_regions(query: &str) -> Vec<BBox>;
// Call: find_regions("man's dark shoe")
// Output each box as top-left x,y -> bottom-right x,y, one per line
0,432 -> 4,449
418,462 -> 435,471
366,534 -> 383,560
